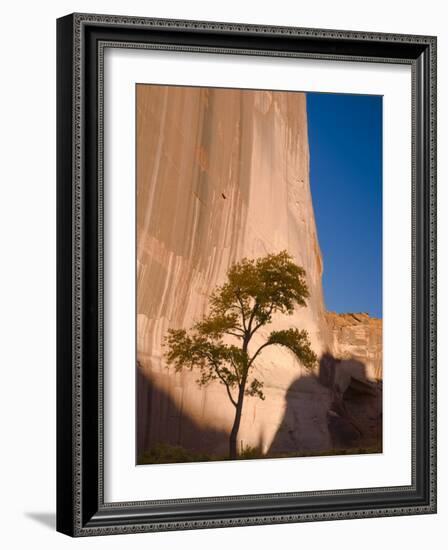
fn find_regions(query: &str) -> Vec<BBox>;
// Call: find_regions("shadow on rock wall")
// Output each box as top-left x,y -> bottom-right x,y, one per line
136,364 -> 228,460
268,373 -> 333,454
269,352 -> 382,456
137,353 -> 382,462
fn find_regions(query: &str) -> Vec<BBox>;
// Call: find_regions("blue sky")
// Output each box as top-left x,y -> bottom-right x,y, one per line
306,92 -> 382,318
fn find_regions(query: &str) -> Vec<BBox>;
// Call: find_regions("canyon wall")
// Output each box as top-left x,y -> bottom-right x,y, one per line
136,84 -> 381,459
326,312 -> 383,381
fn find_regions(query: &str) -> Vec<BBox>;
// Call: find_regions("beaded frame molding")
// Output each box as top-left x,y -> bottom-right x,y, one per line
56,13 -> 437,537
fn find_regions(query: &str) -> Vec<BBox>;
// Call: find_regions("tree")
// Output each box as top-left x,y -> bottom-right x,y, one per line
164,250 -> 317,459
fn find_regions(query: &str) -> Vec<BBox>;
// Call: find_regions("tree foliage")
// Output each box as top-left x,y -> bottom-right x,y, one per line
164,250 -> 317,458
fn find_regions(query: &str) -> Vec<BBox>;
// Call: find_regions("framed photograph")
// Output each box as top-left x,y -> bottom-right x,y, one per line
56,13 -> 437,536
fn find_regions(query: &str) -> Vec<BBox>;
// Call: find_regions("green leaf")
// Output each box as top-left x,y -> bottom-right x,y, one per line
266,328 -> 317,370
164,252 -> 317,411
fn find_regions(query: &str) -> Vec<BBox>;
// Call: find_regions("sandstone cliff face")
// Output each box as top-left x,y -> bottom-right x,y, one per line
326,312 -> 383,381
136,84 -> 381,458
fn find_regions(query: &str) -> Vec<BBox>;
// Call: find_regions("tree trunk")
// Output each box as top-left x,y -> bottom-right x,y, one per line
229,395 -> 244,459
229,375 -> 247,459
229,337 -> 250,459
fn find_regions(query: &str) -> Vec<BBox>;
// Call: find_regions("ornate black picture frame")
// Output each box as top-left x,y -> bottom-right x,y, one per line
56,13 -> 437,537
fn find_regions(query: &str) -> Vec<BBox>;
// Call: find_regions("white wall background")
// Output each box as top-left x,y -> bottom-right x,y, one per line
0,1 -> 445,548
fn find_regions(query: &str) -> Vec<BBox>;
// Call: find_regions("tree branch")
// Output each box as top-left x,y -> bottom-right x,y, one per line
235,292 -> 247,332
202,349 -> 238,408
214,369 -> 237,407
228,356 -> 242,385
250,303 -> 275,338
224,329 -> 245,339
247,299 -> 259,335
248,341 -> 273,368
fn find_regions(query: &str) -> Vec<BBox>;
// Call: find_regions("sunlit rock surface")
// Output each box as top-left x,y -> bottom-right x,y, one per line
136,84 -> 382,459
326,312 -> 383,381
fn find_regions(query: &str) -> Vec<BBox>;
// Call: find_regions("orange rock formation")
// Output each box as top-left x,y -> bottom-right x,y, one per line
136,84 -> 382,459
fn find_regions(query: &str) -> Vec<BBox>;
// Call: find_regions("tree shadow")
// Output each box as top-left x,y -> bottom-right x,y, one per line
137,353 -> 382,462
269,352 -> 382,455
137,365 -> 229,462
